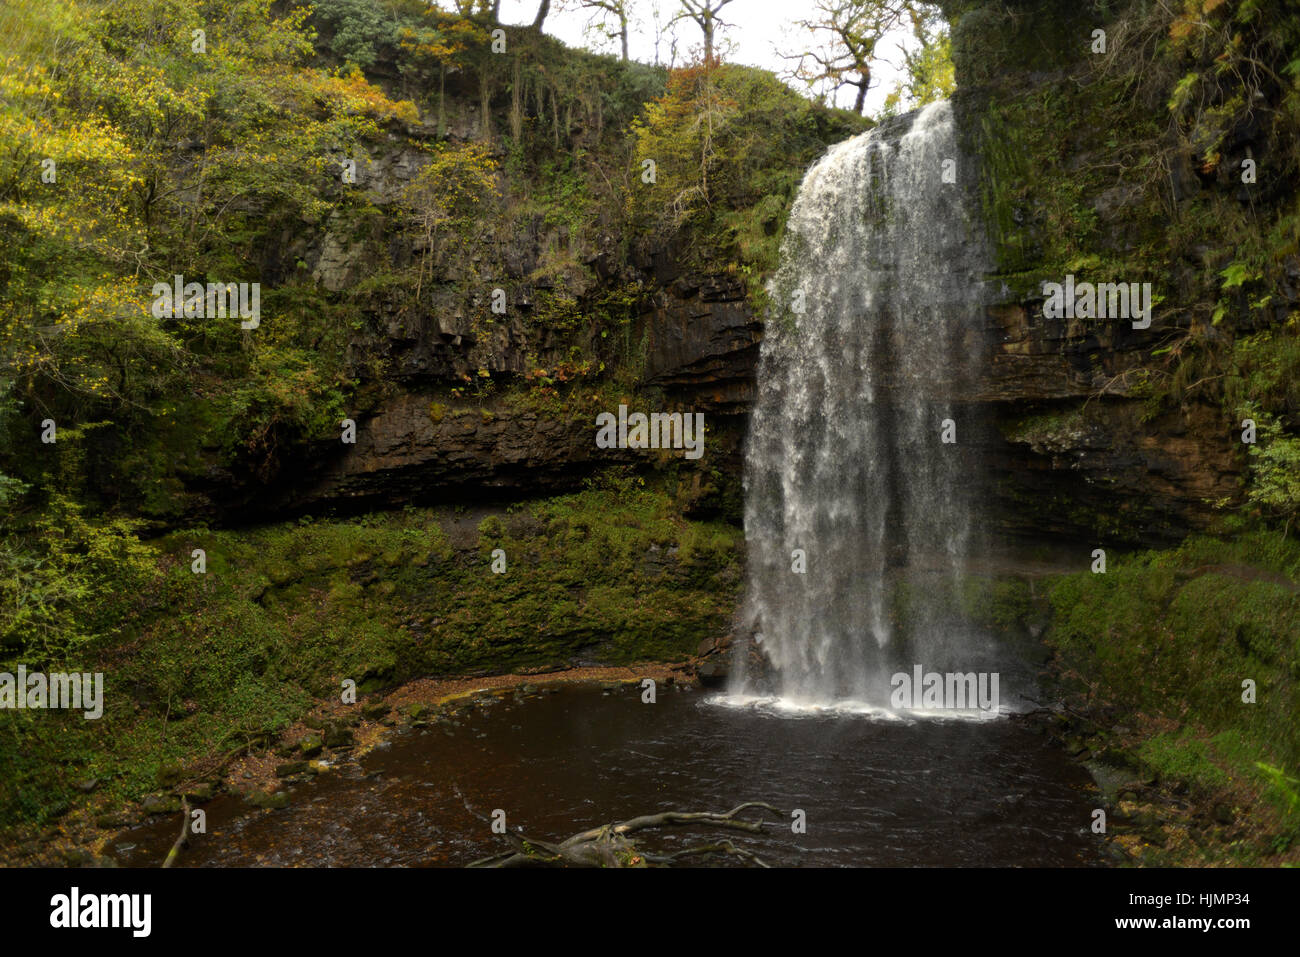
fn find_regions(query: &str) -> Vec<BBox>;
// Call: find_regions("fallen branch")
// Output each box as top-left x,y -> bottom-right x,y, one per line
648,840 -> 771,868
466,801 -> 786,868
161,797 -> 191,869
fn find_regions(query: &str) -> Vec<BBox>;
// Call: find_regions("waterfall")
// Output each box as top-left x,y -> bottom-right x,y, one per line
732,100 -> 996,712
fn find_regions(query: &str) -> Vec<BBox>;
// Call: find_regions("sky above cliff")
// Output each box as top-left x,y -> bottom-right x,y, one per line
489,0 -> 910,116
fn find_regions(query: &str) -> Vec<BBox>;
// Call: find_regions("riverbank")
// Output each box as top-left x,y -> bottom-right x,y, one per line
0,479 -> 743,863
0,660 -> 700,867
12,641 -> 1289,868
59,678 -> 1110,868
1029,529 -> 1300,866
1022,704 -> 1300,867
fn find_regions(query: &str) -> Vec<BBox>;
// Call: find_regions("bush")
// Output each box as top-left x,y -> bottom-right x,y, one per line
627,62 -> 866,281
0,493 -> 158,666
312,0 -> 402,69
1244,415 -> 1300,532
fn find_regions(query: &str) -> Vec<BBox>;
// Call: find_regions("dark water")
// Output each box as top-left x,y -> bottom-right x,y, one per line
117,686 -> 1103,867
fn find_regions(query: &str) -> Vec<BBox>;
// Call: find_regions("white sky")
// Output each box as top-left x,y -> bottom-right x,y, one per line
490,0 -> 913,116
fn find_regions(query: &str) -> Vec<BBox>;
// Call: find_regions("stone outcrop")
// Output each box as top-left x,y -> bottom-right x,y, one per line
972,302 -> 1242,545
253,258 -> 757,516
639,271 -> 760,413
257,173 -> 1239,546
283,395 -> 631,511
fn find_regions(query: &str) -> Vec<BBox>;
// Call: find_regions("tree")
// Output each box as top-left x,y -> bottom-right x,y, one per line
882,2 -> 954,113
398,8 -> 484,133
533,0 -> 553,29
782,0 -> 936,115
444,0 -> 496,14
628,64 -> 735,234
673,0 -> 737,64
649,0 -> 682,67
401,143 -> 500,298
1246,414 -> 1300,534
0,492 -> 158,665
312,0 -> 400,69
0,0 -> 418,501
576,0 -> 635,61
628,63 -> 838,240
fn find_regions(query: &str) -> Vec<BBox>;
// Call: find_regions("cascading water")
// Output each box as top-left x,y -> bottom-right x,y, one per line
732,100 -> 1000,713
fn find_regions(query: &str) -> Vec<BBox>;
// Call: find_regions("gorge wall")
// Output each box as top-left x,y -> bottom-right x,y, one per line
213,1 -> 1258,546
120,2 -> 1293,554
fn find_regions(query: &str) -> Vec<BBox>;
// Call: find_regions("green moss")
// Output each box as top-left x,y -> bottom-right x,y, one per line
1137,731 -> 1232,793
1045,530 -> 1300,795
0,480 -> 741,831
967,577 -> 1035,633
999,477 -> 1153,545
1000,406 -> 1089,446
958,0 -> 1300,496
949,0 -> 1093,88
971,77 -> 1163,295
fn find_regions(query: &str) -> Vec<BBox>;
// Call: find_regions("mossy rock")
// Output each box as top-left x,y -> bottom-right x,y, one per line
155,762 -> 186,788
244,790 -> 290,810
949,0 -> 1092,88
95,812 -> 135,830
323,724 -> 355,749
356,673 -> 391,694
184,782 -> 218,803
141,793 -> 181,815
403,703 -> 427,721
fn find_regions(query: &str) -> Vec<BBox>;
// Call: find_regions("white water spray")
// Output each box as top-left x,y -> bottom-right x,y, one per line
732,101 -> 997,713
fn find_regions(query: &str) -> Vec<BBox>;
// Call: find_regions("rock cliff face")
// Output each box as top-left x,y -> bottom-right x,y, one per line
212,7 -> 1249,549
973,296 -> 1240,544
940,0 -> 1256,546
205,128 -> 762,522
285,395 -> 621,510
251,166 -> 1237,547
277,186 -> 1232,550
260,252 -> 758,519
638,271 -> 760,414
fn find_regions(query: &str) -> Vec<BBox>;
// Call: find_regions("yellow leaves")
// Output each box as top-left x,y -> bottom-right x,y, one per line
3,193 -> 145,265
0,55 -> 50,87
399,14 -> 483,63
1170,0 -> 1228,43
305,68 -> 420,126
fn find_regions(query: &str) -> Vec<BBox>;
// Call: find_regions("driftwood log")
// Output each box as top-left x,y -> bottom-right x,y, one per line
466,801 -> 786,868
161,797 -> 191,869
